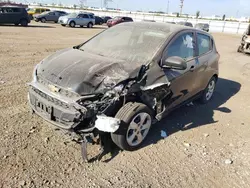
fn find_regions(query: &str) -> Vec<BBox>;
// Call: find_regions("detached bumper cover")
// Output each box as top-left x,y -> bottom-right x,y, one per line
28,82 -> 87,130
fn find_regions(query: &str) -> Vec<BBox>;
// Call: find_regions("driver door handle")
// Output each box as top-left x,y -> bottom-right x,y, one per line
190,65 -> 195,72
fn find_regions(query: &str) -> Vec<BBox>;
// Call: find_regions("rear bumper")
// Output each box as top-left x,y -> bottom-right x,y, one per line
28,82 -> 87,130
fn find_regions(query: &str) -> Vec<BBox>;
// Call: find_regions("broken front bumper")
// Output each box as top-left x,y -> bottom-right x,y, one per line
28,82 -> 121,133
28,82 -> 87,130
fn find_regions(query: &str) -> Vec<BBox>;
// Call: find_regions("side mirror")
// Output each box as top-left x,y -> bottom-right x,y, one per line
161,56 -> 187,70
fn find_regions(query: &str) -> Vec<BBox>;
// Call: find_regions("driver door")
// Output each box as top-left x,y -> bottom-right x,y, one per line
162,31 -> 198,110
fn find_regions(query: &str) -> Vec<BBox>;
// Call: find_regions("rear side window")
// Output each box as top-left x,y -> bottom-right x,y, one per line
125,17 -> 133,21
0,8 -> 21,13
89,15 -> 94,19
197,33 -> 212,56
166,32 -> 195,60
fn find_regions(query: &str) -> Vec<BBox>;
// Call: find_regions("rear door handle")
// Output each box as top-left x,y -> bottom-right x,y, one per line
190,65 -> 195,72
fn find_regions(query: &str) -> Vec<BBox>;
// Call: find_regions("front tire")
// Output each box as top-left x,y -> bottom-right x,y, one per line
199,77 -> 217,104
69,21 -> 76,28
41,18 -> 46,23
111,102 -> 153,151
237,45 -> 243,53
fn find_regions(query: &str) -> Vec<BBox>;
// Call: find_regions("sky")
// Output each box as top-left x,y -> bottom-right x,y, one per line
24,0 -> 250,17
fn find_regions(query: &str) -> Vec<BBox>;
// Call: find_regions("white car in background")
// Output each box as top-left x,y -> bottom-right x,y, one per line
58,12 -> 95,28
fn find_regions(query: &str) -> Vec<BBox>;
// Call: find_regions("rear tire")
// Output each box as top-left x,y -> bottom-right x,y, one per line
199,77 -> 217,104
111,102 -> 153,151
20,19 -> 28,27
87,22 -> 93,28
69,21 -> 76,28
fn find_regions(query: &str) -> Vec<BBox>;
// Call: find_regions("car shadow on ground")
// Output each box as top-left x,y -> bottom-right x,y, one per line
0,24 -> 55,28
102,78 -> 241,162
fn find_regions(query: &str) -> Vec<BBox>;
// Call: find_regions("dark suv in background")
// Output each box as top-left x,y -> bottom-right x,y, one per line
0,6 -> 30,26
107,16 -> 133,27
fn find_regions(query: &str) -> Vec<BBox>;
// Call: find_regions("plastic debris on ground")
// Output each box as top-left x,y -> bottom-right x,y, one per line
160,130 -> 168,138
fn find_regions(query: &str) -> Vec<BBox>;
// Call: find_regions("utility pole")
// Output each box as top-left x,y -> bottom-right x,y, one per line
180,0 -> 184,16
166,0 -> 169,14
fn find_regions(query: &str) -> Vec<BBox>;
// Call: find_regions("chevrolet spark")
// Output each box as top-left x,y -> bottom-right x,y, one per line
28,22 -> 219,161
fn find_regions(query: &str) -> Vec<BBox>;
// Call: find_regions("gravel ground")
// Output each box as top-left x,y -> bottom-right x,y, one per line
0,22 -> 250,188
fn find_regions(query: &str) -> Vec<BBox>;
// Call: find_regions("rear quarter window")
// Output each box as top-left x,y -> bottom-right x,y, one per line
197,33 -> 212,56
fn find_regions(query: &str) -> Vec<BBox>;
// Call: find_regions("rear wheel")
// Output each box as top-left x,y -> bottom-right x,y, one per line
199,77 -> 217,104
111,102 -> 153,151
41,18 -> 46,23
20,19 -> 28,27
69,21 -> 76,28
87,22 -> 93,28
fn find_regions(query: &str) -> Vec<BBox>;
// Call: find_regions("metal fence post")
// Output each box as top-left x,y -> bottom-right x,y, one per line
237,22 -> 241,34
222,21 -> 226,32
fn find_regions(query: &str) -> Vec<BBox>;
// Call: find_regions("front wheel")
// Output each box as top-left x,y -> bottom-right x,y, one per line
237,45 -> 243,53
69,21 -> 76,28
41,18 -> 46,23
111,102 -> 153,151
199,77 -> 217,104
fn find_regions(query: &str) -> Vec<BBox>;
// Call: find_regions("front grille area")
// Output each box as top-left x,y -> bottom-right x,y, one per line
37,75 -> 79,98
28,86 -> 83,129
31,86 -> 70,109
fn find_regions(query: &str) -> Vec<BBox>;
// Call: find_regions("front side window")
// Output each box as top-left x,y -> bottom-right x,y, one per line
197,33 -> 212,56
82,14 -> 89,18
166,32 -> 195,60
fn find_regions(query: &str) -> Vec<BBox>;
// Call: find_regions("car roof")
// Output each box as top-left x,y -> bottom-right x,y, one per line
121,22 -> 194,34
0,6 -> 25,9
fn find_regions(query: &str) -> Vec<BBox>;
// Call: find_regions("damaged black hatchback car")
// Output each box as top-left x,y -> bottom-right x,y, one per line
28,22 -> 219,159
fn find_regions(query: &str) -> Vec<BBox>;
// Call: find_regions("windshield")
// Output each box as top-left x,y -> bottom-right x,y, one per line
27,8 -> 35,12
67,13 -> 77,18
80,24 -> 169,63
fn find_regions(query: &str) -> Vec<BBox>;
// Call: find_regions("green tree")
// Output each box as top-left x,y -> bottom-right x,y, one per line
222,14 -> 226,20
196,11 -> 200,19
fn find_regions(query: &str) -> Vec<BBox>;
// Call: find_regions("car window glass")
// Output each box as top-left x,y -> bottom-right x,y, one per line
197,33 -> 211,56
89,15 -> 94,19
166,32 -> 194,60
82,14 -> 89,18
35,9 -> 40,13
49,12 -> 55,15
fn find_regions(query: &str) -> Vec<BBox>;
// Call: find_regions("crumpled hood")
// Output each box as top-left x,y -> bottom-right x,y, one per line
37,48 -> 136,95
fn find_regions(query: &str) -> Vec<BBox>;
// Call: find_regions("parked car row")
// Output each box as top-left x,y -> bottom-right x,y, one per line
0,6 -> 210,32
